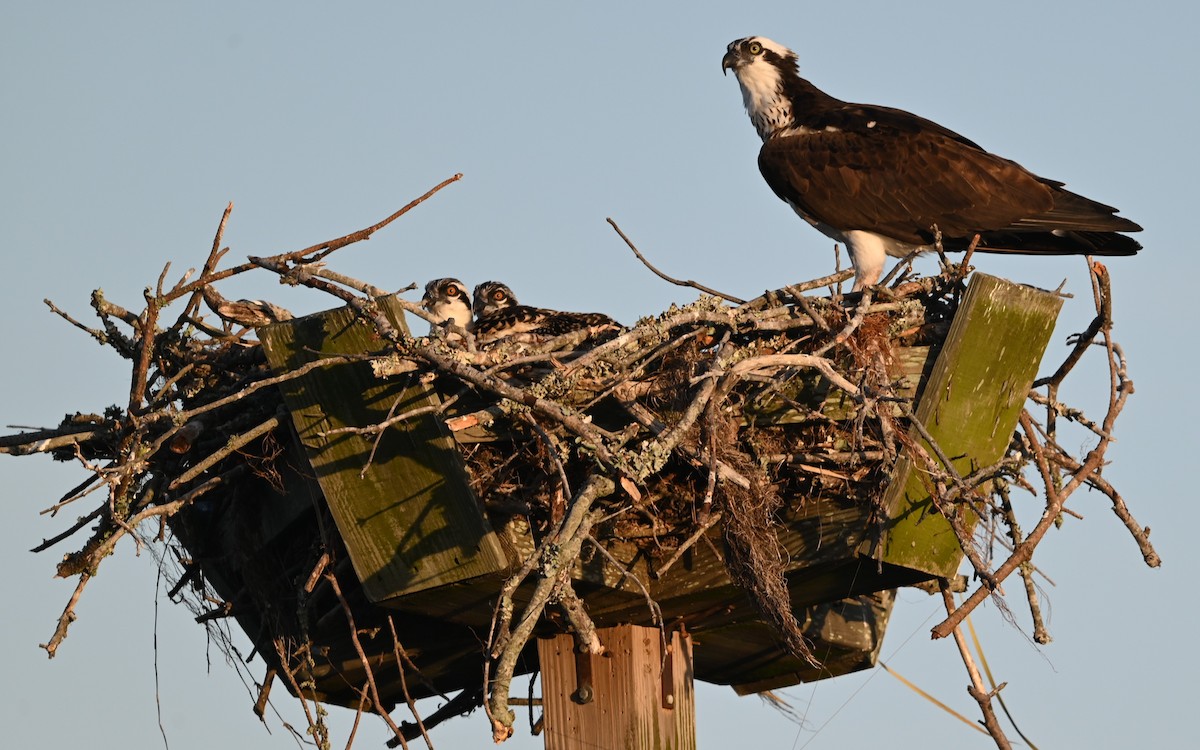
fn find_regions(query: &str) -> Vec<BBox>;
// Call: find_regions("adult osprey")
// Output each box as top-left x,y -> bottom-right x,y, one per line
721,36 -> 1142,290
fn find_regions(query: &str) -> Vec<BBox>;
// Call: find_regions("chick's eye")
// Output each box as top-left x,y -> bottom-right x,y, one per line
492,290 -> 505,301
748,41 -> 762,55
445,285 -> 459,296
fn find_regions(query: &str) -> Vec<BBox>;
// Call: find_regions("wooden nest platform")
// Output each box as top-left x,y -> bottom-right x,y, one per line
234,269 -> 1040,700
5,192 -> 1158,747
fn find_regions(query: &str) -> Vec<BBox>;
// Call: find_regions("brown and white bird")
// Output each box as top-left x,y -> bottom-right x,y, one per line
420,278 -> 473,338
721,36 -> 1142,290
470,281 -> 619,344
472,280 -> 519,318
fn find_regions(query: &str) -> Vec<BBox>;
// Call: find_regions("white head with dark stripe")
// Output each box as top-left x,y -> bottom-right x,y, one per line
721,36 -> 801,140
472,281 -> 519,319
421,277 -> 472,334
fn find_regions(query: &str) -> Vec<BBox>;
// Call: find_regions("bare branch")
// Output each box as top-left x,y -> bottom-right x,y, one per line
607,217 -> 747,303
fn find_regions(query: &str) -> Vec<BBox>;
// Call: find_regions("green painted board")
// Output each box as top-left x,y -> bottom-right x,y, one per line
865,273 -> 1062,576
258,296 -> 506,602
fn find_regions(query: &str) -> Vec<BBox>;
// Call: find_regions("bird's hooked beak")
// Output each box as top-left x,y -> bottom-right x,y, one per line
721,49 -> 740,75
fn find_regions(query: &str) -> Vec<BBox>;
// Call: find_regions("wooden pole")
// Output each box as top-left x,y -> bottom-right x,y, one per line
538,625 -> 696,750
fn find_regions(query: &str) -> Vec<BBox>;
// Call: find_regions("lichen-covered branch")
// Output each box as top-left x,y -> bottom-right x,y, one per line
487,474 -> 614,743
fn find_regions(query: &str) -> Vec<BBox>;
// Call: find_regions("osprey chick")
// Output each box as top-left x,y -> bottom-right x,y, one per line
472,281 -> 519,318
470,282 -> 619,344
421,278 -> 473,339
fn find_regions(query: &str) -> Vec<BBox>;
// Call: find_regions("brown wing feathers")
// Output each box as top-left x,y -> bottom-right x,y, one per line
760,127 -> 1057,243
758,114 -> 1141,255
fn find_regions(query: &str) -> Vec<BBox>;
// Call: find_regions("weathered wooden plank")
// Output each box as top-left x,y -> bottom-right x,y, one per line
587,588 -> 896,693
258,295 -> 506,602
867,273 -> 1062,576
574,493 -> 878,622
726,589 -> 896,692
539,625 -> 696,750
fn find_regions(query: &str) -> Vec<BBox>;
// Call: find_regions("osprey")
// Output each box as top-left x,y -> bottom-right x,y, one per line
420,278 -> 473,339
721,36 -> 1142,290
472,280 -> 519,319
469,281 -> 620,344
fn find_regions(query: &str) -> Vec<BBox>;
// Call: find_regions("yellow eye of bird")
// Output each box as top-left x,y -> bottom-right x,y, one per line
749,41 -> 762,55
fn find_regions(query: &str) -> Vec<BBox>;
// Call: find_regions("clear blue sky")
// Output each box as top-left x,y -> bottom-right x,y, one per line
2,2 -> 1194,748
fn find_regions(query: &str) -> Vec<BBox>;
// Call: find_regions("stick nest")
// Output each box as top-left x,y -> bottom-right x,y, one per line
4,183 -> 1158,748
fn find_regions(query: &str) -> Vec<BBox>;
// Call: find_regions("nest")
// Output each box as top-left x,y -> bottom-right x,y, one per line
4,186 -> 1158,748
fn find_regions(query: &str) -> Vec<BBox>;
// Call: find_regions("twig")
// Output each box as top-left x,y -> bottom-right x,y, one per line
303,552 -> 331,594
737,270 -> 857,311
1045,447 -> 1159,567
326,570 -> 409,748
1027,390 -> 1112,440
642,335 -> 734,475
273,639 -> 328,747
879,662 -> 988,735
607,217 -> 747,303
933,404 -> 1122,638
813,288 -> 873,357
521,413 -> 572,501
385,616 -> 433,748
617,398 -> 750,489
343,684 -> 371,750
940,583 -> 1012,750
998,482 -> 1050,644
0,424 -> 111,456
161,175 -> 463,308
253,668 -> 275,720
720,353 -> 861,398
42,298 -> 112,346
1032,266 -> 1111,389
391,689 -> 483,747
966,616 -> 1042,750
310,266 -> 391,298
37,469 -> 106,518
585,534 -> 663,625
30,506 -> 105,552
55,466 -> 247,580
179,201 -> 233,327
653,511 -> 724,579
40,572 -> 91,658
786,287 -> 832,331
165,415 -> 282,491
129,288 -> 162,409
286,174 -> 464,265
